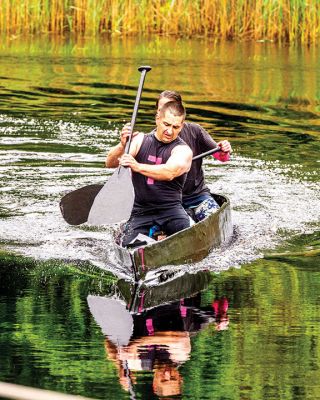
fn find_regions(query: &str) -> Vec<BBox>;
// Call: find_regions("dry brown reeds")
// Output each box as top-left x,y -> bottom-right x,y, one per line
0,0 -> 319,43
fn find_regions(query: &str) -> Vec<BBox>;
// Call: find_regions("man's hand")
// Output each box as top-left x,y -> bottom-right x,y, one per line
218,140 -> 232,153
106,125 -> 142,168
120,123 -> 139,147
119,153 -> 140,172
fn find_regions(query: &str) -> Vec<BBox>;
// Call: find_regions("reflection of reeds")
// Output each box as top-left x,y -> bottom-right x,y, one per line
0,0 -> 319,43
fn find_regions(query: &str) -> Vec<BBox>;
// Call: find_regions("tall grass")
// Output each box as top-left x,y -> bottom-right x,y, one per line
1,0 -> 319,43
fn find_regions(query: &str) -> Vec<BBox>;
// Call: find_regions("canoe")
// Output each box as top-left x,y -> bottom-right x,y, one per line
113,193 -> 232,281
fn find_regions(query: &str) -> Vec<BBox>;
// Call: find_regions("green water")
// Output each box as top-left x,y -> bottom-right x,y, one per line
1,245 -> 319,399
0,36 -> 319,399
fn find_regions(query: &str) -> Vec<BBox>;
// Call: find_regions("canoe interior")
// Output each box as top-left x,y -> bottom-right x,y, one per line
113,193 -> 232,280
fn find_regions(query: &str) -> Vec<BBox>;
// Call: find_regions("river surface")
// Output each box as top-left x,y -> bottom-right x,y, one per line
0,36 -> 319,399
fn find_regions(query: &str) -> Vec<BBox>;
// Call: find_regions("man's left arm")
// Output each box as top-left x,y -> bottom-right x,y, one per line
119,145 -> 192,181
196,124 -> 232,162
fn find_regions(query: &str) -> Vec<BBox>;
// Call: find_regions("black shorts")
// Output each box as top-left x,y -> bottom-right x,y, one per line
121,206 -> 190,247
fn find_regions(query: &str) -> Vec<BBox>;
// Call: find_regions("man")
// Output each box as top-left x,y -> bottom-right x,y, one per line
120,90 -> 232,221
106,101 -> 192,247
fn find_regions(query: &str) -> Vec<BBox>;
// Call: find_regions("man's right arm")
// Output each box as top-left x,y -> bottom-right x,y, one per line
106,129 -> 144,167
105,123 -> 140,168
105,142 -> 125,168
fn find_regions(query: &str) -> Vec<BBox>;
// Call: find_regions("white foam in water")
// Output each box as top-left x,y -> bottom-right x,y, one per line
0,116 -> 319,276
201,157 -> 319,271
1,156 -> 318,275
0,114 -> 119,151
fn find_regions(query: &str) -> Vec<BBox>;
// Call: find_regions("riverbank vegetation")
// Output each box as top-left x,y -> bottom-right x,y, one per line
1,0 -> 319,44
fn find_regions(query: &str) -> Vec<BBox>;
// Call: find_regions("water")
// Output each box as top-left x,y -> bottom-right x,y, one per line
1,253 -> 319,399
0,36 -> 319,399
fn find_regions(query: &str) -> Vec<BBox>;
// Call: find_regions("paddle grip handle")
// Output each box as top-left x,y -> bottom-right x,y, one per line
192,146 -> 221,161
125,66 -> 152,154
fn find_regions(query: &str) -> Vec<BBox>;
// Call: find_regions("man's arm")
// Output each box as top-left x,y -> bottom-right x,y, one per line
188,123 -> 232,162
198,125 -> 232,161
105,123 -> 141,167
119,145 -> 192,181
105,142 -> 126,167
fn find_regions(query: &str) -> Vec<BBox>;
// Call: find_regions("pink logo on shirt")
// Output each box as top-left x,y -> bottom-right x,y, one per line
147,155 -> 162,184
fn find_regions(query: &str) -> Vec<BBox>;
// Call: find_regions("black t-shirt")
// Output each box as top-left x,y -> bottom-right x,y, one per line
179,122 -> 217,202
132,133 -> 189,213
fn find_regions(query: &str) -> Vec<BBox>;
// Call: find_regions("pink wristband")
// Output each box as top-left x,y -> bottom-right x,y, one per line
213,151 -> 230,162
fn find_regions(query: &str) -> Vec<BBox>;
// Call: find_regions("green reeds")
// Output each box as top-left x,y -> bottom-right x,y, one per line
1,0 -> 319,43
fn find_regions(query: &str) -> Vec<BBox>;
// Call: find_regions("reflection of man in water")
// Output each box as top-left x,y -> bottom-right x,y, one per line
105,331 -> 189,396
102,295 -> 228,397
213,296 -> 229,331
153,364 -> 183,397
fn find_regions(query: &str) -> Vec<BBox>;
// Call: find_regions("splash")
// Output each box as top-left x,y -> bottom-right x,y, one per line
0,116 -> 319,278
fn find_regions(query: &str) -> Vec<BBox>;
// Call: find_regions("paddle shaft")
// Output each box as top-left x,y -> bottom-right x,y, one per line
125,66 -> 152,154
192,146 -> 221,161
86,66 -> 151,225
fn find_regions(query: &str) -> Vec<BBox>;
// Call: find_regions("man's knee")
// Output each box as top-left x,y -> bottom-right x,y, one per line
164,216 -> 190,235
121,222 -> 137,247
121,218 -> 152,247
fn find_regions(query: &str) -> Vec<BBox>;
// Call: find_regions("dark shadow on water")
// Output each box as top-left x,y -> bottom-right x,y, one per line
191,99 -> 264,112
32,86 -> 80,95
70,81 -> 159,94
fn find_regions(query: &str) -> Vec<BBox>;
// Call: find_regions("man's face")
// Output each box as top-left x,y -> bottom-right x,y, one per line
153,366 -> 182,397
155,109 -> 184,143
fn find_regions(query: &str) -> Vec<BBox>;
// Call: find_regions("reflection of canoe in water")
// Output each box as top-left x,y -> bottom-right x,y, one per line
87,270 -> 219,347
113,193 -> 232,280
87,270 -> 228,397
117,269 -> 214,313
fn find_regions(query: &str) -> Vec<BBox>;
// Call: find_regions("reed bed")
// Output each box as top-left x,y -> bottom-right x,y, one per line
1,0 -> 319,43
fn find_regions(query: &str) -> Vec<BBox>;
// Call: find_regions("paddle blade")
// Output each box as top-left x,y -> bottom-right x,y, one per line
59,184 -> 103,225
87,296 -> 133,347
87,167 -> 134,225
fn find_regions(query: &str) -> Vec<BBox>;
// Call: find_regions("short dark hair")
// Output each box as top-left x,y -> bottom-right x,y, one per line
156,90 -> 182,108
159,101 -> 186,120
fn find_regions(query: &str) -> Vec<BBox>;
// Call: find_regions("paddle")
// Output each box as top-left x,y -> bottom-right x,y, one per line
87,295 -> 134,346
84,66 -> 152,225
87,295 -> 137,396
59,184 -> 103,226
60,146 -> 222,226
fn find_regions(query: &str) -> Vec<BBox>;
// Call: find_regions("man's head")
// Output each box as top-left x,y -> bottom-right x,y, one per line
153,365 -> 183,397
155,101 -> 186,144
156,90 -> 182,116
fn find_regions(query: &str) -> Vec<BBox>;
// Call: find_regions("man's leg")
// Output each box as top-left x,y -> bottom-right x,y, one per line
183,193 -> 219,222
158,207 -> 190,236
193,197 -> 219,222
121,214 -> 152,247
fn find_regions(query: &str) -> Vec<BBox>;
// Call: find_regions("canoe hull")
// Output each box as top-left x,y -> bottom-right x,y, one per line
113,193 -> 232,280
